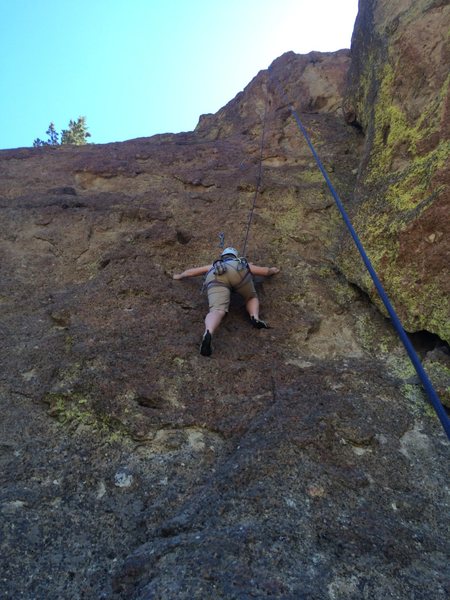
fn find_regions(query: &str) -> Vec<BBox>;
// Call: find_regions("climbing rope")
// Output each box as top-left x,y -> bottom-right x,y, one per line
268,66 -> 450,440
241,88 -> 270,257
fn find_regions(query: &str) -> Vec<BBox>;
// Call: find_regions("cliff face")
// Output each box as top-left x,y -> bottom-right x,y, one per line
342,0 -> 450,340
0,2 -> 449,599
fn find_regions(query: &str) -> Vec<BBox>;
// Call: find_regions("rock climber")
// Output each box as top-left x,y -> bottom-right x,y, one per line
173,247 -> 280,356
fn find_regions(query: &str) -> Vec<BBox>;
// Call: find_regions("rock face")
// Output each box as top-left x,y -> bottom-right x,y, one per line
0,2 -> 449,599
342,0 -> 450,341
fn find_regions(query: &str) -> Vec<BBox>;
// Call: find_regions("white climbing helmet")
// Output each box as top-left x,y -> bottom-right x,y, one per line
221,247 -> 239,258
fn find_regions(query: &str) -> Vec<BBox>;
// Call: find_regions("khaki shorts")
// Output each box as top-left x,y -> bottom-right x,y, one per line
204,263 -> 257,312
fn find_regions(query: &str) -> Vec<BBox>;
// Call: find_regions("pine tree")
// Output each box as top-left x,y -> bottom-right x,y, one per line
46,122 -> 59,145
33,117 -> 91,147
33,121 -> 59,146
60,116 -> 91,145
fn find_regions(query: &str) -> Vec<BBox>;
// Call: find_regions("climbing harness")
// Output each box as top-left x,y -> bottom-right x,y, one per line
212,259 -> 228,276
211,255 -> 249,277
268,65 -> 450,440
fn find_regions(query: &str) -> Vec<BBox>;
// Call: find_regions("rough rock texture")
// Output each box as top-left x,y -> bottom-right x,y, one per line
1,4 -> 449,600
342,0 -> 450,340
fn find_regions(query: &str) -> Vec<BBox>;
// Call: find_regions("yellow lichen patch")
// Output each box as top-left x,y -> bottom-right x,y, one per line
353,311 -> 399,357
368,66 -> 448,187
386,141 -> 449,210
384,275 -> 450,342
274,206 -> 304,236
45,391 -> 128,442
385,352 -> 437,419
297,169 -> 324,184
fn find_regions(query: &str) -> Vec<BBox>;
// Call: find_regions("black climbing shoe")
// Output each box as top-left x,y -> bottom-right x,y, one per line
200,330 -> 212,356
251,316 -> 268,329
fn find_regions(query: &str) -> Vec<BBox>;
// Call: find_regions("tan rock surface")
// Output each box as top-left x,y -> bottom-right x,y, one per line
0,9 -> 449,599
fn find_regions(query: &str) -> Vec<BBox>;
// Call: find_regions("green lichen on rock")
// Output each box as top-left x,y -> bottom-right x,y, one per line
422,358 -> 450,409
338,5 -> 450,342
384,276 -> 450,341
46,392 -> 93,426
386,144 -> 448,211
45,391 -> 129,441
386,347 -> 450,415
368,65 -> 449,210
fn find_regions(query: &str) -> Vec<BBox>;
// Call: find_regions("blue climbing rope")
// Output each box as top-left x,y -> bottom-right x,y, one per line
269,67 -> 450,440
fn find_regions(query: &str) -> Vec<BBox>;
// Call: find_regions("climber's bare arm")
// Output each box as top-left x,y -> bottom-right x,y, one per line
173,265 -> 212,280
249,264 -> 280,277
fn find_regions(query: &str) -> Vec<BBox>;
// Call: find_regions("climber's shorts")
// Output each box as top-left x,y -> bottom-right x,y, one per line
204,269 -> 257,312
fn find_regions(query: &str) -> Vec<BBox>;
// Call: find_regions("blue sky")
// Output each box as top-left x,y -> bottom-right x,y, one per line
0,0 -> 358,150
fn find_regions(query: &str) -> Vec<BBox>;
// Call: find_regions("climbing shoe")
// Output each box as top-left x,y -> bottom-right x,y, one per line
200,330 -> 212,356
251,316 -> 268,329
